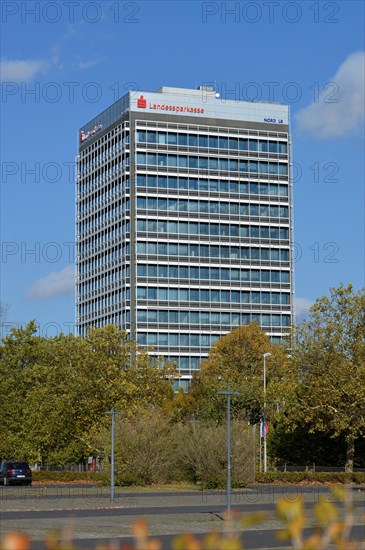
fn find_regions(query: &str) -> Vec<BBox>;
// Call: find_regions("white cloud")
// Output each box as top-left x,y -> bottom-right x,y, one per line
28,266 -> 75,300
74,56 -> 102,70
296,51 -> 365,138
295,297 -> 314,322
0,58 -> 48,82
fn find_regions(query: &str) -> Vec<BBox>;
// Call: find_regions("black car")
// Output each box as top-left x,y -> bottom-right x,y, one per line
0,461 -> 32,486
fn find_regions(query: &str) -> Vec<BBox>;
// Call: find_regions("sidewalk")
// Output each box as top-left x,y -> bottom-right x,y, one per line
1,485 -> 364,545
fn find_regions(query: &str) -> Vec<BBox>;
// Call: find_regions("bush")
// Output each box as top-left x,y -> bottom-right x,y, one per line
175,421 -> 255,488
110,415 -> 255,488
113,412 -> 179,486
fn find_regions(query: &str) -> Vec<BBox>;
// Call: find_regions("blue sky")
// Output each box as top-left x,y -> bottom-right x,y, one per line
1,0 -> 364,336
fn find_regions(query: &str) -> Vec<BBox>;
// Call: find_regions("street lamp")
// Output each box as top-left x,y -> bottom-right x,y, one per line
263,353 -> 271,473
217,385 -> 240,514
104,408 -> 121,502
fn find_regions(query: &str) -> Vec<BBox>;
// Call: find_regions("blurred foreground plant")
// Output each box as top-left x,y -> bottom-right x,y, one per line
1,486 -> 363,550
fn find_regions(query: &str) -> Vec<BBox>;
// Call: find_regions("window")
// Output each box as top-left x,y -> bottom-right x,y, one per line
147,131 -> 156,143
178,134 -> 187,146
209,136 -> 218,148
199,135 -> 208,147
168,155 -> 177,167
229,137 -> 238,150
179,156 -> 188,168
219,136 -> 228,149
167,133 -> 177,145
157,154 -> 167,166
136,130 -> 146,142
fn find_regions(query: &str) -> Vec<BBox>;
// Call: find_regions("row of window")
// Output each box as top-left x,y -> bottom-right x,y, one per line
137,309 -> 290,325
80,196 -> 289,224
78,291 -> 122,315
77,263 -> 291,298
163,356 -> 203,371
79,204 -> 124,233
137,317 -> 290,347
136,287 -> 290,305
137,220 -> 289,240
78,241 -> 290,276
78,313 -> 122,334
136,131 -> 287,154
137,264 -> 290,283
78,181 -> 125,214
78,175 -> 129,202
79,134 -> 129,173
137,175 -> 289,196
137,242 -> 289,261
78,246 -> 124,275
136,197 -> 289,218
79,158 -> 124,182
79,225 -> 123,254
136,153 -> 288,175
137,332 -> 218,347
78,268 -> 122,296
78,156 -> 129,192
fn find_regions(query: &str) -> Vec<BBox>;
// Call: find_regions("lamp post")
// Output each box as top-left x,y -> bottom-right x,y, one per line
217,385 -> 240,514
263,353 -> 271,473
104,408 -> 120,502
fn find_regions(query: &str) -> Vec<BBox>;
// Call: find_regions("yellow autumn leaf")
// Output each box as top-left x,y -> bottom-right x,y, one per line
240,511 -> 268,527
276,496 -> 304,522
313,497 -> 339,526
220,537 -> 243,550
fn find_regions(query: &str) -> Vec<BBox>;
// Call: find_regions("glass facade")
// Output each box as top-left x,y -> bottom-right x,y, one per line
76,86 -> 293,385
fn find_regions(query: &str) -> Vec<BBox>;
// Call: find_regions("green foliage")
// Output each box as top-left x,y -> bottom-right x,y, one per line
268,421 -> 347,466
268,420 -> 365,468
0,323 -> 175,464
162,387 -> 196,422
291,284 -> 365,471
1,284 -> 364,476
191,323 -> 295,423
0,321 -> 44,461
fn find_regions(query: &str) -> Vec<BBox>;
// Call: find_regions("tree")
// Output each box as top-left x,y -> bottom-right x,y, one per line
0,323 -> 175,463
292,284 -> 365,471
191,323 -> 294,424
0,321 -> 45,460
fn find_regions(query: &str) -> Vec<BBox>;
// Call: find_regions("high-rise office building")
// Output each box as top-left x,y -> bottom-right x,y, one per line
76,86 -> 293,389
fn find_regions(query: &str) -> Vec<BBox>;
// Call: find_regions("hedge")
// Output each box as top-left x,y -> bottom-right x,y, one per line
32,471 -> 105,483
255,471 -> 365,484
31,470 -> 365,485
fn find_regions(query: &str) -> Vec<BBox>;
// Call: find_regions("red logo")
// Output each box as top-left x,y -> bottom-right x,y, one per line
137,95 -> 147,108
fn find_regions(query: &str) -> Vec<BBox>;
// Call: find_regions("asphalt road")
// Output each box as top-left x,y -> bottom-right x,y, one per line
1,484 -> 364,550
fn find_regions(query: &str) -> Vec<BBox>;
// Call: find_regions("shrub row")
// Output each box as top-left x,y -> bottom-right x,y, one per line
32,471 -> 104,483
255,471 -> 365,484
32,470 -> 365,485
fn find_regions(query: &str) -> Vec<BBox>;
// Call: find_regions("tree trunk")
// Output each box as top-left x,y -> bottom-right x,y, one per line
345,435 -> 355,472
